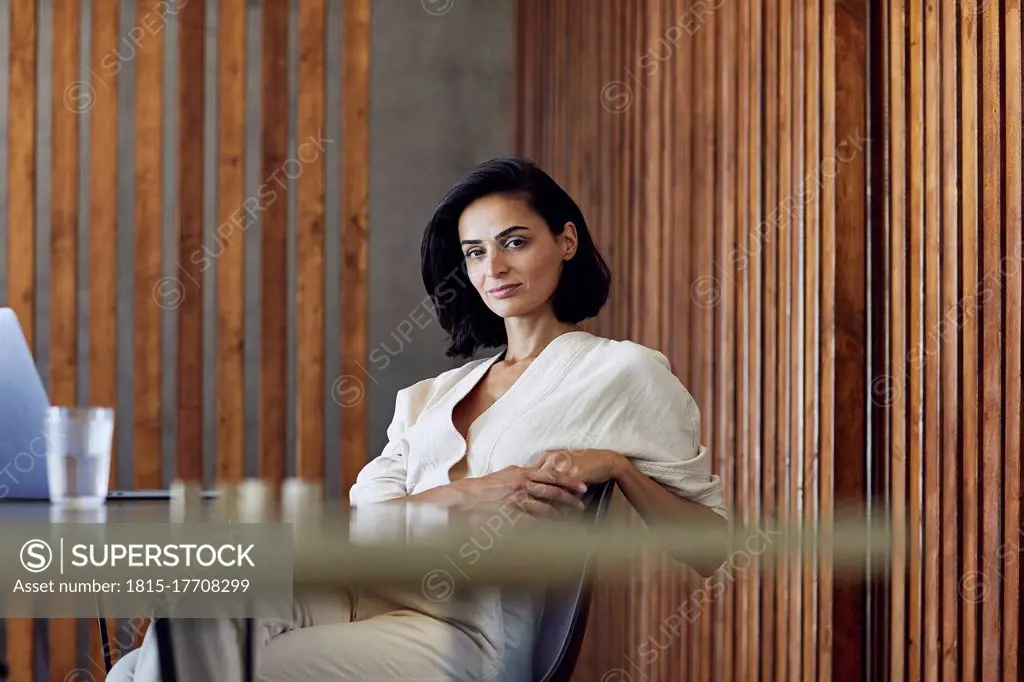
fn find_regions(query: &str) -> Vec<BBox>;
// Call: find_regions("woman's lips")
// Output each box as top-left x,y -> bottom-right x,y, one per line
489,284 -> 521,299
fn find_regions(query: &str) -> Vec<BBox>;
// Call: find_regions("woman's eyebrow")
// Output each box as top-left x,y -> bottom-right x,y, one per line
460,225 -> 530,245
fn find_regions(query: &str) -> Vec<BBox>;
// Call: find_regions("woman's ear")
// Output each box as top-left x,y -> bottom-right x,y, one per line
562,221 -> 579,260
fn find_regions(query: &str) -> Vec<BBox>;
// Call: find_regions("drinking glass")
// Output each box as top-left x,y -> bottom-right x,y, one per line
45,407 -> 115,508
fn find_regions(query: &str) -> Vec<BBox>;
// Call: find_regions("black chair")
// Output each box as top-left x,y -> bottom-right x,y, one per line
532,479 -> 617,682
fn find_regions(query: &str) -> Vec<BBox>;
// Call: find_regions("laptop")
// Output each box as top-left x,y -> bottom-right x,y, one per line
0,308 -> 52,500
0,308 -> 218,502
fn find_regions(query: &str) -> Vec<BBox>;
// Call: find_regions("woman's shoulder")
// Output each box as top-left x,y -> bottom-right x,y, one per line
579,334 -> 674,373
579,335 -> 698,417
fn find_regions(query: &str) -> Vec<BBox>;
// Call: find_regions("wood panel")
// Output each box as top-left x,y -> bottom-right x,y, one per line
48,0 -> 80,678
134,0 -> 164,490
1001,5 -> 1023,682
260,0 -> 287,485
87,0 -> 121,678
518,0 -> 1020,678
217,0 -> 246,485
513,0 -> 855,680
296,0 -> 326,480
340,0 -> 369,495
177,0 -> 205,482
959,2 -> 982,679
882,0 -> 1023,679
832,0 -> 871,677
939,3 -> 960,679
5,0 -> 36,678
0,0 -> 371,678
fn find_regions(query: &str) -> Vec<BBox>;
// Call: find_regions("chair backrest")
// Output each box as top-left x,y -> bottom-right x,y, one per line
532,480 -> 617,682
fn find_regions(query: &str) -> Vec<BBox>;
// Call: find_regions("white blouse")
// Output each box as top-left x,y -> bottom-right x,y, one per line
348,330 -> 727,680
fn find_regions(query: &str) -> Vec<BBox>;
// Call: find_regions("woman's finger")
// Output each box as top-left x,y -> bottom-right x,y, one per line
524,481 -> 586,510
528,467 -> 588,494
520,497 -> 561,518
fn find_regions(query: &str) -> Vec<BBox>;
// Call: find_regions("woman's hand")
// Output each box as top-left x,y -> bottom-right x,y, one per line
449,465 -> 589,517
534,448 -> 628,484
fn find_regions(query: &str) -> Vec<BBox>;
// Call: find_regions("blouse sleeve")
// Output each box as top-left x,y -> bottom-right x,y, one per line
348,381 -> 428,506
590,345 -> 728,520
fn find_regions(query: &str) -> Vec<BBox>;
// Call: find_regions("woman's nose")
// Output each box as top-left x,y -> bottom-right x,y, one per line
485,252 -> 509,276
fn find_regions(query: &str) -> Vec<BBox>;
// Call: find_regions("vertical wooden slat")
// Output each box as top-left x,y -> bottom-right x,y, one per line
777,0 -> 793,678
649,0 -> 667,672
177,0 -> 204,481
296,0 -> 325,480
643,0 -> 661,348
134,0 -> 164,490
556,0 -> 566,184
513,0 -> 525,155
762,0 -> 779,677
672,3 -> 695,676
819,0 -> 837,678
788,0 -> 806,676
939,2 -> 961,680
888,1 -> 909,680
958,0 -> 981,678
734,1 -> 751,680
922,0 -> 943,679
87,0 -> 120,674
694,2 -> 715,678
89,0 -> 119,479
260,0 -> 287,485
613,0 -> 625,344
606,1 -> 624,671
656,0 -> 670,354
593,1 -> 612,671
802,1 -> 821,680
626,0 -> 640,674
1001,2 -> 1023,679
717,1 -> 737,679
5,0 -> 34,336
832,2 -> 872,680
979,0 -> 1003,677
216,0 -> 245,485
675,0 -> 692,396
340,0 -> 369,494
747,1 -> 765,680
908,0 -> 926,679
49,0 -> 79,416
49,0 -> 78,678
627,0 -> 643,671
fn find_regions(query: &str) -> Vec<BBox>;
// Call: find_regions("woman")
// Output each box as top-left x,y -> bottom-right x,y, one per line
108,156 -> 727,682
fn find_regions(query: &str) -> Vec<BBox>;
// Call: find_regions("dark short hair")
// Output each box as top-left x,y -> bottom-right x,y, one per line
421,156 -> 611,359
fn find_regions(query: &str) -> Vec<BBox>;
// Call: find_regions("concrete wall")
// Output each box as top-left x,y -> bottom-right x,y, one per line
367,0 -> 515,458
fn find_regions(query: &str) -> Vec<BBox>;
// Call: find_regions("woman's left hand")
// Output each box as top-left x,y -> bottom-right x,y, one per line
533,448 -> 628,485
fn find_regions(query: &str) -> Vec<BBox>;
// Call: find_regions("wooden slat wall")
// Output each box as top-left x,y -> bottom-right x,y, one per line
884,0 -> 1023,680
0,1 -> 369,680
517,0 -> 1022,681
520,1 -> 856,680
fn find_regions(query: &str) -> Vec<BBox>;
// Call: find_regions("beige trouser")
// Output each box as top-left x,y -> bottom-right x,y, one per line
105,589 -> 501,682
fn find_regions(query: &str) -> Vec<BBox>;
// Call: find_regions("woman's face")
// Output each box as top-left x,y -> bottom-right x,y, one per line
457,194 -> 578,320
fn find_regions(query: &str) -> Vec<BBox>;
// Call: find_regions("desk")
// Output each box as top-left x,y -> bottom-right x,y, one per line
0,496 -> 889,682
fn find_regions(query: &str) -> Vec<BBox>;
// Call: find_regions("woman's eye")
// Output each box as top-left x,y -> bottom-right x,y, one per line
505,238 -> 526,248
464,249 -> 483,259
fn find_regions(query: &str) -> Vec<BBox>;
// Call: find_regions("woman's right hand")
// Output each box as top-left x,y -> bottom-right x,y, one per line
449,465 -> 589,517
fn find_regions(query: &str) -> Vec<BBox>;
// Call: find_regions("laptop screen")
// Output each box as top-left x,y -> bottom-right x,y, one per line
0,308 -> 53,499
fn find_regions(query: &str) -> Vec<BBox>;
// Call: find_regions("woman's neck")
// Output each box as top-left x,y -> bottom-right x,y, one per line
502,318 -> 580,363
